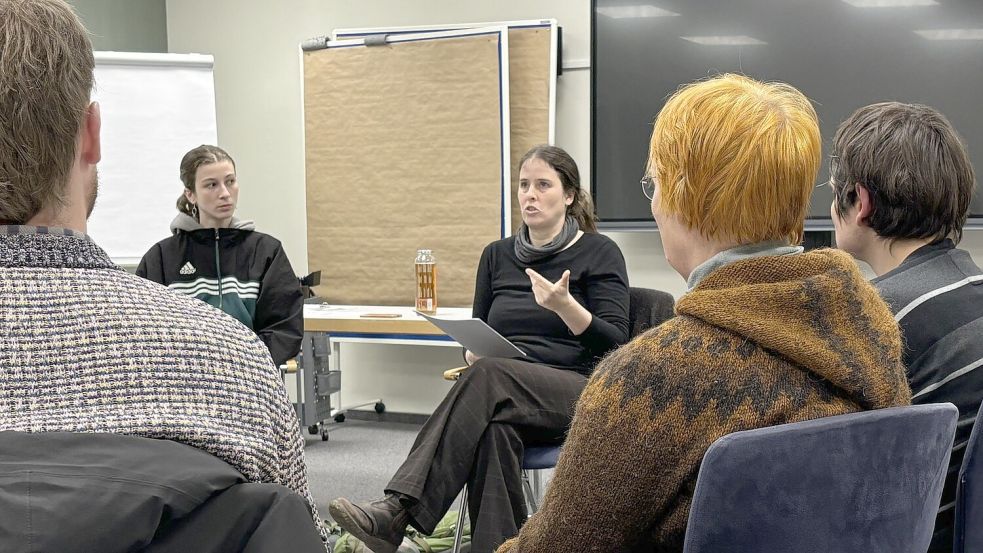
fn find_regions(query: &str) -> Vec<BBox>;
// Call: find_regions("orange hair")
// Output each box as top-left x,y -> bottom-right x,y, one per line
648,74 -> 821,245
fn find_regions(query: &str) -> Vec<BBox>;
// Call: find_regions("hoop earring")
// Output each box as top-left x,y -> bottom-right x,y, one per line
191,204 -> 199,220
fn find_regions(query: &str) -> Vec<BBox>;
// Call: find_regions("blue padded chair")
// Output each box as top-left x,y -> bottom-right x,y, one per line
683,403 -> 958,553
519,445 -> 562,513
451,445 -> 561,553
954,399 -> 983,553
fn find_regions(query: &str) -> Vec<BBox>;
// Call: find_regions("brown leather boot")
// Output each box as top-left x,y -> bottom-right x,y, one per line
329,495 -> 410,553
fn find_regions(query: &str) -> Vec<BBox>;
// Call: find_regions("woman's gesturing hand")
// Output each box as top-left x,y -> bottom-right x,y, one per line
525,268 -> 592,335
525,268 -> 573,313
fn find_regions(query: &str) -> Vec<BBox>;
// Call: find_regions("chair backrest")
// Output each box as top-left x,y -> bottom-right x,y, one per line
628,287 -> 675,338
955,399 -> 983,553
682,403 -> 958,553
523,445 -> 561,470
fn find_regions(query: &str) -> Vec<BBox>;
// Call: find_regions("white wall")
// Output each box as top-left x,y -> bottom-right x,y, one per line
71,0 -> 168,53
165,0 -> 591,273
164,0 -> 606,414
165,0 -> 983,413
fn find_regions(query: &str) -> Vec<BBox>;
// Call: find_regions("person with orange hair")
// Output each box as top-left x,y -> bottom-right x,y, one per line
497,74 -> 911,552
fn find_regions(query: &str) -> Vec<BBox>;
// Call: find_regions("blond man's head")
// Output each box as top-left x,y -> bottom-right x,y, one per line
648,74 -> 821,245
0,0 -> 95,224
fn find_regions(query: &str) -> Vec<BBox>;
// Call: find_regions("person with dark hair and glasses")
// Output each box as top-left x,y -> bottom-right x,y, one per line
328,145 -> 630,553
830,101 -> 981,553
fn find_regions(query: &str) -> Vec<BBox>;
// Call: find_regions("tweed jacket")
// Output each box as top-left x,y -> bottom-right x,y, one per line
0,226 -> 323,540
499,248 -> 912,552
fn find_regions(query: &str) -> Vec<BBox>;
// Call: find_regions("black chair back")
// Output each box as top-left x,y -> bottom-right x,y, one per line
628,286 -> 675,338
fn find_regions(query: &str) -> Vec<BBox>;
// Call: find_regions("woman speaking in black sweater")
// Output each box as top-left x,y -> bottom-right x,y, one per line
330,145 -> 630,553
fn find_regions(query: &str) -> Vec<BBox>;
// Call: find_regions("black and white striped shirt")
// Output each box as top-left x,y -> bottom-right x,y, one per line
872,238 -> 983,544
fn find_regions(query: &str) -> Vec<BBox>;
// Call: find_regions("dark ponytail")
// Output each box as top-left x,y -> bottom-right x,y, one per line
518,144 -> 598,232
176,194 -> 194,216
569,186 -> 598,233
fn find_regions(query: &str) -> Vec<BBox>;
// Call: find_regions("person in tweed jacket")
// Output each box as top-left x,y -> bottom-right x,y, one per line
497,74 -> 912,552
0,1 -> 324,550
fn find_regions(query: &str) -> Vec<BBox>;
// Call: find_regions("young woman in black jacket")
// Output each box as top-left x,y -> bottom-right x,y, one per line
137,145 -> 303,367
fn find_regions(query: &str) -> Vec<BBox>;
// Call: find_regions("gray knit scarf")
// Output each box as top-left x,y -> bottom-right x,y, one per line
513,216 -> 580,263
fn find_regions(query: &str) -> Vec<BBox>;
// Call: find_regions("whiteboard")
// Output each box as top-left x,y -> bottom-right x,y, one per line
87,52 -> 217,264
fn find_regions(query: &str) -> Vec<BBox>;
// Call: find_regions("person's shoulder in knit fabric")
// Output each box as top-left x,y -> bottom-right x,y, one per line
497,247 -> 911,552
0,229 -> 325,544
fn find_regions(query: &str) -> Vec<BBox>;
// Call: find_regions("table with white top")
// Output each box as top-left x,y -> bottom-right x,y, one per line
297,304 -> 470,440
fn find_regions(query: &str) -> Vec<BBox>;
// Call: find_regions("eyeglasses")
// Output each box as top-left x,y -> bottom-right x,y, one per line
640,175 -> 656,200
825,155 -> 839,189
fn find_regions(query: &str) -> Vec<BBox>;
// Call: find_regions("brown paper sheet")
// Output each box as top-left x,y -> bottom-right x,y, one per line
304,33 -> 507,307
505,27 -> 552,234
335,25 -> 555,235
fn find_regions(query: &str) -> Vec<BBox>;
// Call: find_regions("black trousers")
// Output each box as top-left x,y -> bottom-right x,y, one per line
144,482 -> 325,553
0,431 -> 325,553
386,357 -> 587,553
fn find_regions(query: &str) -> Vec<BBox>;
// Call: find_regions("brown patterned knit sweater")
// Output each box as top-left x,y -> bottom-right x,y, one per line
0,227 -> 326,546
498,248 -> 911,552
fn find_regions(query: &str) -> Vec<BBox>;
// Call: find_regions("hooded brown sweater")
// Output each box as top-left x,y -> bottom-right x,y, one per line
498,249 -> 911,552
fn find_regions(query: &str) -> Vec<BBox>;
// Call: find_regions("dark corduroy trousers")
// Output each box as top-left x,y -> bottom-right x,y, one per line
385,357 -> 587,553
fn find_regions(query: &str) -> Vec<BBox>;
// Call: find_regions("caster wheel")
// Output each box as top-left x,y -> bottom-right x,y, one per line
375,402 -> 386,414
307,424 -> 319,435
334,413 -> 346,423
320,430 -> 329,441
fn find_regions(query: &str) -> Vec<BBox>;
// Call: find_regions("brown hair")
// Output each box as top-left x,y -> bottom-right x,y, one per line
0,0 -> 95,224
176,144 -> 236,216
831,102 -> 976,244
649,74 -> 821,245
518,144 -> 598,233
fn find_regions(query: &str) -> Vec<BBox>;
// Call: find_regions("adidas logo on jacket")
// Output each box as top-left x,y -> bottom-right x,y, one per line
136,213 -> 304,366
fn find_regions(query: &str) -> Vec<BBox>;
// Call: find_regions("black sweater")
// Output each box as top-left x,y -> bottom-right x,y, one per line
473,232 -> 630,374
